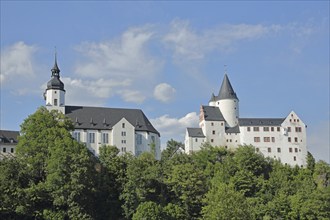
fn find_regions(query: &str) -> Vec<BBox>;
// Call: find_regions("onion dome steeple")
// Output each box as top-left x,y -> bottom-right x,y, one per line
47,53 -> 65,91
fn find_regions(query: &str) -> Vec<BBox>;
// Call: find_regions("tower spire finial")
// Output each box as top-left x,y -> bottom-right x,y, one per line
51,47 -> 60,76
224,64 -> 228,74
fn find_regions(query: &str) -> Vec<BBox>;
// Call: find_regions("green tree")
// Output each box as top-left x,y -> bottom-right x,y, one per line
132,201 -> 163,220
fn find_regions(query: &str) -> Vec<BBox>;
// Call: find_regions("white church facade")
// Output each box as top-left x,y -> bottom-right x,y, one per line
185,74 -> 308,167
44,56 -> 161,159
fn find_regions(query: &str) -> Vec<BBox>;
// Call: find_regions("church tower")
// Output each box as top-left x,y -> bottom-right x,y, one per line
214,74 -> 239,127
44,54 -> 65,114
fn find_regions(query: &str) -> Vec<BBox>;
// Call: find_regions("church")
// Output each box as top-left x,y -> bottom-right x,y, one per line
185,74 -> 308,167
44,56 -> 161,159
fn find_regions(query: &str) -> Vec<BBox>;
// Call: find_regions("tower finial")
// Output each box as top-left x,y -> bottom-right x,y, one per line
224,64 -> 228,74
51,47 -> 60,76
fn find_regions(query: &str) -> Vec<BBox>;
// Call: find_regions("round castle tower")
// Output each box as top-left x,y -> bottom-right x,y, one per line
44,54 -> 66,114
209,74 -> 239,127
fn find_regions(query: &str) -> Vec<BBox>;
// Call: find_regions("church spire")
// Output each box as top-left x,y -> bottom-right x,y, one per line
51,50 -> 60,77
218,74 -> 238,100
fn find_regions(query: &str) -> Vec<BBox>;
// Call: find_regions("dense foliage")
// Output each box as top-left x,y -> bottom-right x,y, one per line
1,107 -> 329,219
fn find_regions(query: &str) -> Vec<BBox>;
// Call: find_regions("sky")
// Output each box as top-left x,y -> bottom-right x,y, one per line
1,1 -> 329,163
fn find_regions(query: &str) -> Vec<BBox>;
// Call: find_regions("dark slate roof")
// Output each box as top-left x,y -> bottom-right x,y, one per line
225,125 -> 240,134
209,93 -> 216,103
46,56 -> 65,91
202,106 -> 225,121
217,74 -> 238,100
239,118 -> 285,126
0,130 -> 19,145
187,128 -> 205,137
65,106 -> 160,136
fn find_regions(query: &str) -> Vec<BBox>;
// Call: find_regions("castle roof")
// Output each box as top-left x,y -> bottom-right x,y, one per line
201,106 -> 225,121
187,128 -> 205,137
218,74 -> 238,100
0,130 -> 19,145
239,118 -> 285,126
225,125 -> 240,134
65,106 -> 160,136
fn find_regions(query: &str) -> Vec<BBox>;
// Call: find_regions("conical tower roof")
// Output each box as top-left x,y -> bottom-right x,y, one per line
218,74 -> 238,100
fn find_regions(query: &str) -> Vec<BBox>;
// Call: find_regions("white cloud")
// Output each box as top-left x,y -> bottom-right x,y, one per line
72,25 -> 163,104
0,41 -> 38,84
151,112 -> 199,148
153,83 -> 176,102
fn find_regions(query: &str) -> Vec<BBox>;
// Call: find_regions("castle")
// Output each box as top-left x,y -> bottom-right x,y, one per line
185,74 -> 308,167
44,56 -> 161,159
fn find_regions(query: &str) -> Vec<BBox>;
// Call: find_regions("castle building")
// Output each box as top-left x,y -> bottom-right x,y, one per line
44,56 -> 161,159
0,130 -> 19,159
185,73 -> 308,167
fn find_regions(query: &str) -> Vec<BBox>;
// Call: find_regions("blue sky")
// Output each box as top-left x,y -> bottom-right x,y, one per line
1,1 -> 329,162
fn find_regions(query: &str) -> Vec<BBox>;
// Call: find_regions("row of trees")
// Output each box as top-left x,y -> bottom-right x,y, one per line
1,107 -> 329,219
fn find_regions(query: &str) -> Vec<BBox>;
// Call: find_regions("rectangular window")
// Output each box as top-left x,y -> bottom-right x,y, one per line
295,127 -> 302,132
295,148 -> 298,153
211,122 -> 214,126
122,123 -> 125,128
268,148 -> 271,153
288,137 -> 291,142
253,127 -> 259,132
271,127 -> 274,132
211,139 -> 214,143
121,140 -> 126,144
294,137 -> 298,143
254,137 -> 260,142
74,132 -> 80,142
212,130 -> 215,135
54,99 -> 58,106
247,127 -> 251,132
3,147 -> 6,153
287,127 -> 291,132
263,127 -> 269,132
137,134 -> 142,145
195,138 -> 198,142
121,131 -> 126,136
264,137 -> 270,142
277,148 -> 281,153
89,132 -> 95,143
277,127 -> 280,132
102,133 -> 109,144
294,156 -> 296,161
289,148 -> 292,153
272,137 -> 275,142
11,148 -> 14,153
121,147 -> 126,152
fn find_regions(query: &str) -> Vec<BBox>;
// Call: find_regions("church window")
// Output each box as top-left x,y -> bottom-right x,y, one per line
253,127 -> 259,132
264,137 -> 270,142
289,148 -> 292,153
247,127 -> 251,132
287,127 -> 291,132
137,134 -> 142,145
54,99 -> 58,106
268,148 -> 271,153
263,127 -> 269,132
277,148 -> 281,153
74,132 -> 81,142
89,133 -> 95,143
254,137 -> 260,142
288,137 -> 291,142
294,137 -> 298,142
102,133 -> 109,144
